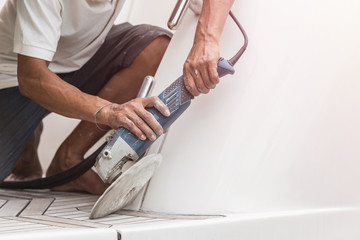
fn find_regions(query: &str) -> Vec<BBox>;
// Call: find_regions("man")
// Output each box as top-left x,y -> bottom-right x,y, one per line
0,0 -> 234,194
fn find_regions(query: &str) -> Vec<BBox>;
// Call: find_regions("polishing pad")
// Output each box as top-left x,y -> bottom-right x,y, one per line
90,153 -> 162,219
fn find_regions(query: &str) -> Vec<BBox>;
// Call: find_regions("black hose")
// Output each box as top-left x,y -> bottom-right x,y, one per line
0,143 -> 106,189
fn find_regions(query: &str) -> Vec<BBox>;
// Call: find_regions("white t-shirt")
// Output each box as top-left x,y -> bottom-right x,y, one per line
0,0 -> 126,89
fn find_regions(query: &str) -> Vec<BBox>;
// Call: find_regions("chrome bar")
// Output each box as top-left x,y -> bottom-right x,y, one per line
167,0 -> 190,30
137,75 -> 155,98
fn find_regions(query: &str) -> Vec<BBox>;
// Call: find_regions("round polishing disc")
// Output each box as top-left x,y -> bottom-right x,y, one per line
90,153 -> 162,219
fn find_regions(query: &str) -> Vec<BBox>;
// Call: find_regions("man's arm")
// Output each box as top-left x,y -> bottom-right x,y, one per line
17,55 -> 170,141
183,0 -> 235,96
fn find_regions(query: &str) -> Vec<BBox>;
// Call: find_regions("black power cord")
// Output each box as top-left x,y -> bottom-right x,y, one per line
0,143 -> 106,189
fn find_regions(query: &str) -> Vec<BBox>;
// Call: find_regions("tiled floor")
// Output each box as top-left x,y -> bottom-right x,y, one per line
0,189 -> 218,234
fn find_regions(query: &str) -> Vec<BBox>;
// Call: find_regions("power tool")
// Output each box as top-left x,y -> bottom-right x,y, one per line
90,9 -> 248,218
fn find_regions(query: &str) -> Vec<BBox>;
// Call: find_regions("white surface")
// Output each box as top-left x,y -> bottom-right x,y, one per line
119,208 -> 360,240
2,208 -> 360,240
0,228 -> 118,240
1,188 -> 360,239
118,0 -> 176,28
141,0 -> 360,214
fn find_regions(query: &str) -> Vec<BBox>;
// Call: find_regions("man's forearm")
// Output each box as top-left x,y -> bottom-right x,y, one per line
17,55 -> 170,140
183,0 -> 235,96
17,55 -> 111,124
194,0 -> 234,45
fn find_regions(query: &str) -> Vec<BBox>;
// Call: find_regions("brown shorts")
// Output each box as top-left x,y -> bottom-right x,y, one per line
58,22 -> 172,95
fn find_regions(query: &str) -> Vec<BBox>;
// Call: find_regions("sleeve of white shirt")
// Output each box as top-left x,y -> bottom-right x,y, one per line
13,0 -> 62,62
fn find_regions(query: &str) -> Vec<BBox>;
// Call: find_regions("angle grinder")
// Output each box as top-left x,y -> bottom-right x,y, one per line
90,10 -> 248,218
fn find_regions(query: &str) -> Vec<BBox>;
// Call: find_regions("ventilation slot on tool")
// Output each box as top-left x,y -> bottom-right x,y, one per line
166,89 -> 180,114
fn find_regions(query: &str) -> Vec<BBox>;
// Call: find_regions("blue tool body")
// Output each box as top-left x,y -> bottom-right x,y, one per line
104,58 -> 235,160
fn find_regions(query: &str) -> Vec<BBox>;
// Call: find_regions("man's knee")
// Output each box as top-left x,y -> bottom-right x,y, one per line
134,35 -> 171,70
150,36 -> 171,57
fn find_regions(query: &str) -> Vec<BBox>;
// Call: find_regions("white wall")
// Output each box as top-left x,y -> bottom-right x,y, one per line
140,0 -> 360,214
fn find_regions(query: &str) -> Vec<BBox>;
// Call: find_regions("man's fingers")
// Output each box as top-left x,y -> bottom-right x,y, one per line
198,64 -> 216,90
108,97 -> 170,141
184,59 -> 219,96
190,66 -> 210,94
121,116 -> 146,141
208,65 -> 220,86
128,112 -> 157,141
134,107 -> 163,138
182,38 -> 220,96
191,69 -> 208,94
138,96 -> 170,138
183,63 -> 200,96
143,96 -> 170,117
194,74 -> 210,94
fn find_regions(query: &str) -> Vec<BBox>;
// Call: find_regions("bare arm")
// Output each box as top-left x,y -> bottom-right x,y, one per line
183,0 -> 235,96
17,55 -> 170,140
17,55 -> 110,122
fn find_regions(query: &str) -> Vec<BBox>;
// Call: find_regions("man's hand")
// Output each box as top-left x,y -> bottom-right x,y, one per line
183,0 -> 234,97
101,97 -> 170,141
183,38 -> 220,96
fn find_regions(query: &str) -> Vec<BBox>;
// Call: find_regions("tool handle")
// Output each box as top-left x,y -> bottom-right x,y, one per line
103,58 -> 235,160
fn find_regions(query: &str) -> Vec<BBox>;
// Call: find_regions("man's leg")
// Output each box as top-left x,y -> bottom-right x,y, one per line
46,36 -> 170,194
0,87 -> 50,182
5,122 -> 43,181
